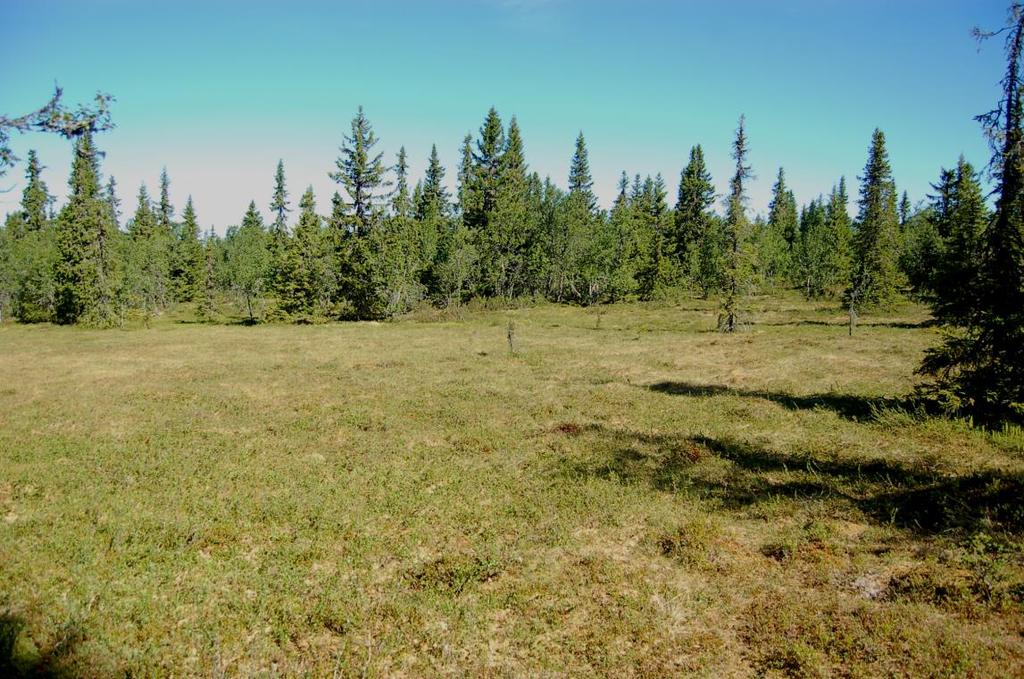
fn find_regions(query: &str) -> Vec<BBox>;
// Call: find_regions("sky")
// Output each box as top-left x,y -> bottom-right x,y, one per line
0,0 -> 1012,232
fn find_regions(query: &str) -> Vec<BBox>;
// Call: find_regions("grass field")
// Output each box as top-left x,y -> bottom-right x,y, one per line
2,294 -> 1024,677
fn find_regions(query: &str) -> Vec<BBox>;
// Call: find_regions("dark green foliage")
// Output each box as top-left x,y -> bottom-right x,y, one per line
920,6 -> 1024,424
761,167 -> 798,284
899,190 -> 912,226
124,183 -> 171,320
853,129 -> 905,307
792,189 -> 852,299
53,132 -> 115,324
278,187 -> 335,319
171,197 -> 204,302
479,115 -> 531,299
20,150 -> 50,235
330,106 -> 388,234
158,167 -> 174,232
674,145 -> 717,282
930,158 -> 989,318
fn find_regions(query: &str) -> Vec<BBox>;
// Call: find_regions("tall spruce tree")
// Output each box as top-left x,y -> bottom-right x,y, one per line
270,159 -> 290,231
721,116 -> 753,331
172,196 -> 204,302
853,129 -> 904,307
104,176 -> 120,231
125,182 -> 171,319
763,167 -> 798,283
20,150 -> 50,235
330,106 -> 388,235
920,5 -> 1024,423
158,167 -> 174,232
674,145 -> 716,275
466,107 -> 505,233
54,131 -> 110,324
279,187 -> 334,319
483,115 -> 530,299
391,147 -> 412,218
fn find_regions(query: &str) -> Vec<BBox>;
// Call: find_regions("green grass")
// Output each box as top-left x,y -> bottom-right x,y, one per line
2,294 -> 1023,676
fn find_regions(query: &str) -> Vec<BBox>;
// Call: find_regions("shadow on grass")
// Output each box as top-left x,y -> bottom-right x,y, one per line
757,319 -> 938,330
561,425 -> 1024,536
1,613 -> 84,678
647,381 -> 914,422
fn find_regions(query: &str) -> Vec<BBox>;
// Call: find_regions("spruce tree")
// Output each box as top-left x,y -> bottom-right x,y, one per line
899,190 -> 912,226
418,144 -> 450,220
125,183 -> 170,319
483,115 -> 530,299
920,5 -> 1024,423
54,131 -> 109,324
674,145 -> 716,275
457,133 -> 475,218
852,128 -> 904,307
721,116 -> 753,331
465,107 -> 505,233
279,187 -> 334,319
329,106 -> 388,235
270,159 -> 290,231
158,167 -> 174,232
20,150 -> 50,235
105,176 -> 120,231
391,147 -> 412,218
763,167 -> 798,283
934,158 -> 988,320
172,197 -> 204,302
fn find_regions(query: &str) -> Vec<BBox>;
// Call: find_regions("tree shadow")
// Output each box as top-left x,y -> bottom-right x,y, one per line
756,319 -> 937,330
647,381 -> 913,422
1,612 -> 85,678
561,425 -> 1024,536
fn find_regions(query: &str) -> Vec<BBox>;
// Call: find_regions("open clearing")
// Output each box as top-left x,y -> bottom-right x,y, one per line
2,295 -> 1024,676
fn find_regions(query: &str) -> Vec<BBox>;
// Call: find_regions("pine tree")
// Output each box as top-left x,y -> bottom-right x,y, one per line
852,128 -> 904,307
920,5 -> 1024,423
674,145 -> 716,276
568,132 -> 597,212
721,116 -> 754,331
329,106 -> 388,235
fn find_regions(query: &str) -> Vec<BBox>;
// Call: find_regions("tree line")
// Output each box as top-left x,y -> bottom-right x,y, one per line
2,0 -> 1024,427
2,107 -> 931,326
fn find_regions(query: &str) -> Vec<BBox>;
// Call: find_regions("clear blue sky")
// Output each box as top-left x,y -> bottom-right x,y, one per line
0,0 -> 1010,231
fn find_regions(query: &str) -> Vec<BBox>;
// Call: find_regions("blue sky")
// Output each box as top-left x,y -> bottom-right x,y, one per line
0,0 -> 1009,231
